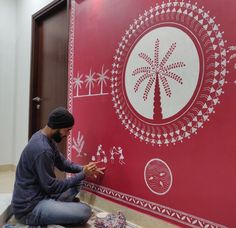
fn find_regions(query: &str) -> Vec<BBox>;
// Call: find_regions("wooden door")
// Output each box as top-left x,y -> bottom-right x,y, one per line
29,0 -> 69,179
29,0 -> 69,156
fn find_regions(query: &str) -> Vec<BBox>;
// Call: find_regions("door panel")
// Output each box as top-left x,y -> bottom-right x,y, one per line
29,0 -> 69,178
36,7 -> 68,131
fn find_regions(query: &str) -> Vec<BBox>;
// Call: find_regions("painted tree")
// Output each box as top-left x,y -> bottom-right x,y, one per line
97,65 -> 109,94
132,38 -> 185,121
73,72 -> 83,97
72,131 -> 85,157
85,69 -> 96,95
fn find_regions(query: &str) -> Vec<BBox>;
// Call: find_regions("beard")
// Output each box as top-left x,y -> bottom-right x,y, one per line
52,130 -> 63,143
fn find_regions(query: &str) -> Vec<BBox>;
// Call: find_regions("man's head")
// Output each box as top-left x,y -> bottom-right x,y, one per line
47,107 -> 74,142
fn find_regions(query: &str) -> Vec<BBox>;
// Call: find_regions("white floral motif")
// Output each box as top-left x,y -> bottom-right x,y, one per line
72,131 -> 86,157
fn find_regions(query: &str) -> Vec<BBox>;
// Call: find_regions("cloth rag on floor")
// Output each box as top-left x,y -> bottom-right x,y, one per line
94,211 -> 126,228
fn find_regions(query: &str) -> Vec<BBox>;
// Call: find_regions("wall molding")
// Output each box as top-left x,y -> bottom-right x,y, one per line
0,164 -> 16,172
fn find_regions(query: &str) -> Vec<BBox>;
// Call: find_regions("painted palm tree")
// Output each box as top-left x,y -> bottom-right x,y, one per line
97,65 -> 109,94
73,72 -> 83,97
132,38 -> 185,121
85,69 -> 96,95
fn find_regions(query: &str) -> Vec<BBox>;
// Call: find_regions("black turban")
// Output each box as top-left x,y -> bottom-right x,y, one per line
47,107 -> 74,129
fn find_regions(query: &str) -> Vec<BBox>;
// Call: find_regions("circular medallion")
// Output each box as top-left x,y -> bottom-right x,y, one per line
124,24 -> 202,124
144,158 -> 172,195
111,1 -> 227,146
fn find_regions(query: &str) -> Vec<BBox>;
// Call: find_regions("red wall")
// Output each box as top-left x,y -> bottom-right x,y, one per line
67,0 -> 236,227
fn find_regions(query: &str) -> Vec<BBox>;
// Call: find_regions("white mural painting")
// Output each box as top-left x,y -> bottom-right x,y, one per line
111,0 -> 227,147
71,131 -> 125,165
91,144 -> 126,165
73,65 -> 110,98
67,0 -> 233,227
66,0 -> 236,227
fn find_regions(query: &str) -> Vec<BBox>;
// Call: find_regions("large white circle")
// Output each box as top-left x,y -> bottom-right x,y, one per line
125,26 -> 200,120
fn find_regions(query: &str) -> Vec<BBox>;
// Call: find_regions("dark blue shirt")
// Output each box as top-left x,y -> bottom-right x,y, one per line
11,130 -> 85,219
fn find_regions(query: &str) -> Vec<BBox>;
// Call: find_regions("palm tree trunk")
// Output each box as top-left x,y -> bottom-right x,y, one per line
153,74 -> 163,121
89,84 -> 91,95
76,87 -> 79,97
100,82 -> 103,94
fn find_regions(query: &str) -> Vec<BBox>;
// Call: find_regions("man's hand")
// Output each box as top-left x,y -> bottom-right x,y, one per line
83,162 -> 106,177
96,167 -> 106,174
83,162 -> 98,176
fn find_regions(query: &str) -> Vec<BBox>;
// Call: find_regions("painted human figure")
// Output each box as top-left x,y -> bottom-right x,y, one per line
117,146 -> 125,165
110,147 -> 115,164
110,146 -> 125,165
96,144 -> 107,163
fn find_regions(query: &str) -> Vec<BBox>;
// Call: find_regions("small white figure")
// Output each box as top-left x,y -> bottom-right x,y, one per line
96,144 -> 107,163
117,146 -> 125,165
110,146 -> 125,165
110,148 -> 115,164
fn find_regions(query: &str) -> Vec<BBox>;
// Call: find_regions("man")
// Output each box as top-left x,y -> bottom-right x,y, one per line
11,107 -> 104,226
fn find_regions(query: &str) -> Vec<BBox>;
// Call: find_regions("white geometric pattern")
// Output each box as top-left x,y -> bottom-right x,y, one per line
67,0 -> 76,161
82,182 -> 227,228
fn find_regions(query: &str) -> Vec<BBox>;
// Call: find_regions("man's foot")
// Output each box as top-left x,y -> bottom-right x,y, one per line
73,195 -> 80,202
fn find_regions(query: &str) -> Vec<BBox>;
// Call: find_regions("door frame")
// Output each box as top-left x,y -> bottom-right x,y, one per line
29,0 -> 70,138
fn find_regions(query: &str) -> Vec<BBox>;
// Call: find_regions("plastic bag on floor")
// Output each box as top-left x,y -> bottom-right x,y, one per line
94,211 -> 126,228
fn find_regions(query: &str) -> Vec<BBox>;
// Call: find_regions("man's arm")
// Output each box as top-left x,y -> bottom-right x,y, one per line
35,152 -> 104,194
55,151 -> 83,173
34,152 -> 85,194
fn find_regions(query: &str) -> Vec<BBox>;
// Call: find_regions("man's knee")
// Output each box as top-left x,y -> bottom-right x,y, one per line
78,203 -> 92,224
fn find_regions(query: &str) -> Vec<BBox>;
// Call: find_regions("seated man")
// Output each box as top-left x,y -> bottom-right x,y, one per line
11,107 -> 104,226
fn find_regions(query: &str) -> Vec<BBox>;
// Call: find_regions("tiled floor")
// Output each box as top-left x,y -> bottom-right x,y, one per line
0,169 -> 15,227
0,169 -> 15,217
